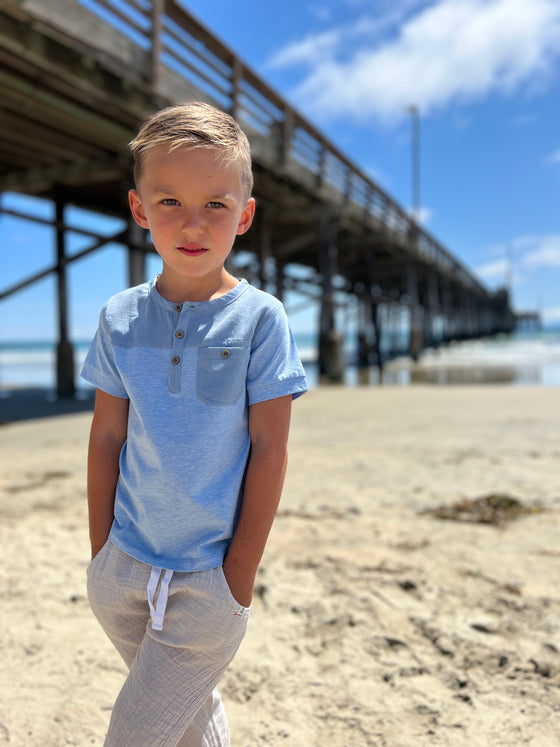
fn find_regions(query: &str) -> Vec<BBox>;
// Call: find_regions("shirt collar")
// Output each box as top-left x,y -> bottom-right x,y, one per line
149,276 -> 248,312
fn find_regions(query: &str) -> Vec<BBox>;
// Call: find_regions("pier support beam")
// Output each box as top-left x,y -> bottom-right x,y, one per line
371,300 -> 383,371
318,211 -> 344,382
55,193 -> 76,398
424,270 -> 439,348
257,212 -> 272,293
407,261 -> 423,361
356,297 -> 370,368
127,220 -> 146,287
389,304 -> 403,357
275,257 -> 285,304
460,290 -> 474,339
441,280 -> 453,342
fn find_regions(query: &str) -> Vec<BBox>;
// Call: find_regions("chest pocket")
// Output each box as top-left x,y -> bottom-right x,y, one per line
196,346 -> 250,406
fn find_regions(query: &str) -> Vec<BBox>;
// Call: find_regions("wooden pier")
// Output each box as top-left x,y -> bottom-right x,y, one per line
0,0 -> 515,394
515,311 -> 542,331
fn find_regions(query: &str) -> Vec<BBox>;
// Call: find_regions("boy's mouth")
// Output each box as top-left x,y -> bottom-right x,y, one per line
177,244 -> 208,257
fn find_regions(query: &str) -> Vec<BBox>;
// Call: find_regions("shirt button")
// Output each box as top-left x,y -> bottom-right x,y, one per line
171,356 -> 180,365
175,330 -> 184,339
222,349 -> 231,358
174,304 -> 182,312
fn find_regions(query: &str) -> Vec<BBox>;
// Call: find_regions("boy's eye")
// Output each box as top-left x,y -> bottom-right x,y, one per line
207,201 -> 225,209
161,198 -> 179,206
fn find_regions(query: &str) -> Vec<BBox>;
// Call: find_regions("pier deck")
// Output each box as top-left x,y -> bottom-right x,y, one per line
0,0 -> 515,391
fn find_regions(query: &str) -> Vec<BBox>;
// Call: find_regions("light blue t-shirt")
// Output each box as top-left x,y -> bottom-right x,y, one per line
81,278 -> 307,572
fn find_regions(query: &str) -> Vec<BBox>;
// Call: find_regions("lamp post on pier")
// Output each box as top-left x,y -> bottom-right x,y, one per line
406,105 -> 423,359
406,104 -> 421,224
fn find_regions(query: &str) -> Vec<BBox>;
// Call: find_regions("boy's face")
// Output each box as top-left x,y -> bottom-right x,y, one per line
129,145 -> 255,295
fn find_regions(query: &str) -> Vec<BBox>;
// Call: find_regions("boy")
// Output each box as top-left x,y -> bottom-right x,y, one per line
82,101 -> 307,746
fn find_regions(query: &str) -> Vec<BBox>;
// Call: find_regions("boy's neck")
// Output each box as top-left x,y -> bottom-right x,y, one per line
155,269 -> 239,304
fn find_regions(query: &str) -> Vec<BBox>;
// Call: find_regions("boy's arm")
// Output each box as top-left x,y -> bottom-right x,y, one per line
87,389 -> 129,559
223,394 -> 292,607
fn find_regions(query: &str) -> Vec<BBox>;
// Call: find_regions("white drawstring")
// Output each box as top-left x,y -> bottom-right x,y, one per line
147,566 -> 174,630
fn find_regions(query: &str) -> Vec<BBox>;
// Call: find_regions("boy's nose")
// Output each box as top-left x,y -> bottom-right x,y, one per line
180,209 -> 204,236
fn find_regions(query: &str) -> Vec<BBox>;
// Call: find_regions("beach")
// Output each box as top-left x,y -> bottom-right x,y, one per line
1,386 -> 559,746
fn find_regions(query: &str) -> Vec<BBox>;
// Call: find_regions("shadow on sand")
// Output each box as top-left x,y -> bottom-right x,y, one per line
0,388 -> 95,424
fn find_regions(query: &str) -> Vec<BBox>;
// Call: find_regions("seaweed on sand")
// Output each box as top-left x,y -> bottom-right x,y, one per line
420,493 -> 543,527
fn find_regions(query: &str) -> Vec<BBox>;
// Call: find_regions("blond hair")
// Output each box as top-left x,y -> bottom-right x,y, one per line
130,102 -> 253,198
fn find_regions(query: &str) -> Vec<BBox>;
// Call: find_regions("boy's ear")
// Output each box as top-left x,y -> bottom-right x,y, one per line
236,197 -> 256,236
129,189 -> 149,229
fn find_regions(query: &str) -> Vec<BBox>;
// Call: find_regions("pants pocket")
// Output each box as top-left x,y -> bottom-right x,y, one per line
217,565 -> 252,613
148,567 -> 250,651
86,539 -> 111,577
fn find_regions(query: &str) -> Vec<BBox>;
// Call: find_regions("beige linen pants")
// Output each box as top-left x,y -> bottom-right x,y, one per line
87,541 -> 250,746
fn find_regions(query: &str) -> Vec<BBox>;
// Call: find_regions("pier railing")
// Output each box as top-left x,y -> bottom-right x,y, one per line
24,0 -> 485,295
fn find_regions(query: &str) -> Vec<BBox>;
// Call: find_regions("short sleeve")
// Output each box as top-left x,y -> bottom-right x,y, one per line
246,305 -> 308,405
80,308 -> 129,399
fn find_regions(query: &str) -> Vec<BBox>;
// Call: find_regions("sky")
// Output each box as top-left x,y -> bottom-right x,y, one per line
2,0 -> 560,342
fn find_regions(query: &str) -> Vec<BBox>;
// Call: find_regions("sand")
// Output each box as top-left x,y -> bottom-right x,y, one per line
1,386 -> 559,746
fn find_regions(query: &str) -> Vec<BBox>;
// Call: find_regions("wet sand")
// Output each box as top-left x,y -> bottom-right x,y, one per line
1,386 -> 559,745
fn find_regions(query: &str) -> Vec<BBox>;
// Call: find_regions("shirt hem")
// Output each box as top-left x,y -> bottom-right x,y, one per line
81,365 -> 129,399
247,376 -> 308,406
108,531 -> 229,573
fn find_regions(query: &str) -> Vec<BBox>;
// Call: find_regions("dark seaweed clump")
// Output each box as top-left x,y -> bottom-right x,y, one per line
421,493 -> 543,527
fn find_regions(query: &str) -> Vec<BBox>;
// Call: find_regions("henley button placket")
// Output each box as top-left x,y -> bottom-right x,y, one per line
169,303 -> 188,394
169,303 -> 200,394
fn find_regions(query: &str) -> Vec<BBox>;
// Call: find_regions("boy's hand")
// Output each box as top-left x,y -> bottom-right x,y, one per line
222,555 -> 255,608
90,541 -> 107,561
222,396 -> 292,609
87,389 -> 129,566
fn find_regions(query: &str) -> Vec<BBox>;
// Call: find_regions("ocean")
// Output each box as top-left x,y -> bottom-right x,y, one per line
1,329 -> 560,394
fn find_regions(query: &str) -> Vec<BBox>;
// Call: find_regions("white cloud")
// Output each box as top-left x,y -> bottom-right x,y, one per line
269,0 -> 560,123
521,235 -> 560,268
481,234 -> 560,280
475,258 -> 510,282
268,29 -> 340,68
267,3 -> 429,70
